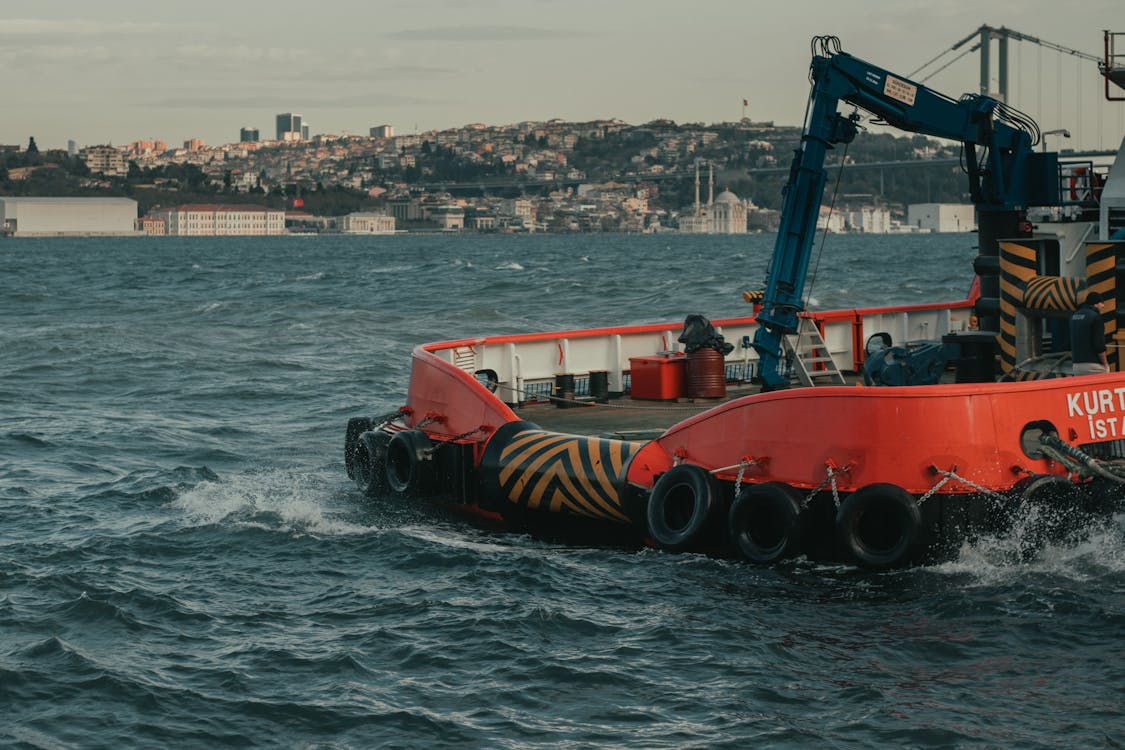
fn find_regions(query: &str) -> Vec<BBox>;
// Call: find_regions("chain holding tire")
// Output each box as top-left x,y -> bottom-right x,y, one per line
370,408 -> 405,429
917,465 -> 1008,506
807,461 -> 851,509
723,457 -> 763,498
426,425 -> 487,456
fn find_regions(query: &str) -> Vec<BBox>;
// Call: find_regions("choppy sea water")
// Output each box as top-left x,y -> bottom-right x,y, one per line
1,233 -> 1122,749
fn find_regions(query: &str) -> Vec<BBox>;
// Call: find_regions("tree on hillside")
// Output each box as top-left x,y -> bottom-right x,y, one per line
27,137 -> 39,155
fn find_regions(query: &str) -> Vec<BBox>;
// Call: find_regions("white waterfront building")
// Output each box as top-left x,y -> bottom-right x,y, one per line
151,204 -> 286,236
907,203 -> 977,233
340,212 -> 396,234
0,197 -> 139,236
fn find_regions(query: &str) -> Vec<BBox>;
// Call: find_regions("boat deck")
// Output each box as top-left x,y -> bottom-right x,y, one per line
513,381 -> 762,438
512,367 -> 966,438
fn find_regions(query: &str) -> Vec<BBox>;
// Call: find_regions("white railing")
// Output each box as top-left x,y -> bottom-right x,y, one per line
425,300 -> 976,404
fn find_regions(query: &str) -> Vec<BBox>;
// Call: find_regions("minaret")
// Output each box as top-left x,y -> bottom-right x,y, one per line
708,162 -> 714,207
694,161 -> 701,216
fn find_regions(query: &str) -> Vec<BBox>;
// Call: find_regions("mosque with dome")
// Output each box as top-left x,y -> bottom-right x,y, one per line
678,161 -> 751,234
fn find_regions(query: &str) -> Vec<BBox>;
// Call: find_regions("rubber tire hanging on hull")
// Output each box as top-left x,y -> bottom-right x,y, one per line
354,430 -> 392,497
729,482 -> 804,564
385,429 -> 434,496
836,483 -> 921,569
646,464 -> 721,552
345,417 -> 374,480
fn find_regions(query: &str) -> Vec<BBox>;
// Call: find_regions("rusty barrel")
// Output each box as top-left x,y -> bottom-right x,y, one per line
685,348 -> 726,399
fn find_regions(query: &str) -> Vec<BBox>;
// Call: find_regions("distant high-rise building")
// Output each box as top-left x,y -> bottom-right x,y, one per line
276,113 -> 302,141
370,125 -> 394,138
240,127 -> 260,143
67,140 -> 77,157
301,123 -> 310,140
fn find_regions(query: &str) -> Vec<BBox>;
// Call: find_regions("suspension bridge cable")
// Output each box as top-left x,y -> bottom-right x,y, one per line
909,45 -> 959,79
917,46 -> 977,84
1058,54 -> 1063,129
1038,46 -> 1043,126
1077,60 -> 1083,149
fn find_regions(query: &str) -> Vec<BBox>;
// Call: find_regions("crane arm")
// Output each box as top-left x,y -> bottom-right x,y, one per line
751,36 -> 1057,389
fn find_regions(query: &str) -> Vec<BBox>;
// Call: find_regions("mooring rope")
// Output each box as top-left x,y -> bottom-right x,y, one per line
1039,434 -> 1125,484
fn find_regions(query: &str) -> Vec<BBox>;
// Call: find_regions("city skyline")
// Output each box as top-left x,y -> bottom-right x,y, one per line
2,0 -> 1122,152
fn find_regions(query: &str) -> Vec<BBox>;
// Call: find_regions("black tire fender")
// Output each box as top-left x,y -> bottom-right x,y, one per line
344,417 -> 374,479
836,483 -> 921,569
385,429 -> 434,496
729,482 -> 804,564
646,464 -> 720,552
354,430 -> 392,497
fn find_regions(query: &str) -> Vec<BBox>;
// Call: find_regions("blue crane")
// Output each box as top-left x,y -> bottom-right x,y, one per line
752,36 -> 1060,390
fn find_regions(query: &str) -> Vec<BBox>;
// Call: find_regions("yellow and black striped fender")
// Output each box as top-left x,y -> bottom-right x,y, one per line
477,421 -> 646,524
999,240 -> 1119,374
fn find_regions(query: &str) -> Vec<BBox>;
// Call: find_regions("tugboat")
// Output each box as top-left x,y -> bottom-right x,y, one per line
345,34 -> 1125,568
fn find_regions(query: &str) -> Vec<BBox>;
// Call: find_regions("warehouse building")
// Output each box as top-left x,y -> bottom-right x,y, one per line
0,197 -> 139,237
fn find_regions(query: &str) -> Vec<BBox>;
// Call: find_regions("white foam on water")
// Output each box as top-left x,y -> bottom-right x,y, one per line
368,263 -> 416,274
169,469 -> 371,536
496,261 -> 524,271
932,511 -> 1125,583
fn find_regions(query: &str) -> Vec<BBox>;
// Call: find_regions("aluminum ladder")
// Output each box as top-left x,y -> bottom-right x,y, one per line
783,317 -> 846,387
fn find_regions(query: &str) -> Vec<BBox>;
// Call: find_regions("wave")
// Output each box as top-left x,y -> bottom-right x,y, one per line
169,469 -> 371,536
3,432 -> 54,448
932,511 -> 1125,581
193,301 -> 226,314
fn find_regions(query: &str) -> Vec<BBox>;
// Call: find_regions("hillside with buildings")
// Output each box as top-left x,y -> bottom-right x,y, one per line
0,117 -> 975,236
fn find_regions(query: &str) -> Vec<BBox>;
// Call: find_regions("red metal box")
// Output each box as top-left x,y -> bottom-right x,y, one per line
629,353 -> 686,400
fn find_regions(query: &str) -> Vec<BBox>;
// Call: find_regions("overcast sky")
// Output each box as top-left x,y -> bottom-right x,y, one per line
2,0 -> 1121,152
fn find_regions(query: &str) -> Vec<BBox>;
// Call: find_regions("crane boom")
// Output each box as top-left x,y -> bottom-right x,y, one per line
751,36 -> 1060,389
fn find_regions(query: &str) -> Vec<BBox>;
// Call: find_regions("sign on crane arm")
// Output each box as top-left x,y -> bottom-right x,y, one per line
884,75 -> 918,106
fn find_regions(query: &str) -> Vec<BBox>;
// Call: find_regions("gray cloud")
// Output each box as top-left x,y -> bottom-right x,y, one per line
383,25 -> 593,42
144,90 -> 443,110
0,18 -> 163,36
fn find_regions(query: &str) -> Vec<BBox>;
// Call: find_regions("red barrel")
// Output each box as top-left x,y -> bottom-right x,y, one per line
686,348 -> 726,398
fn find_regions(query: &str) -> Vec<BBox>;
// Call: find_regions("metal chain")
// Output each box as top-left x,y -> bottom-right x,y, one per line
916,474 -> 954,505
806,463 -> 845,509
371,409 -> 405,428
709,457 -> 761,497
426,425 -> 486,456
918,466 -> 1007,505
